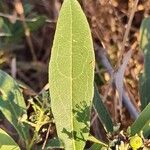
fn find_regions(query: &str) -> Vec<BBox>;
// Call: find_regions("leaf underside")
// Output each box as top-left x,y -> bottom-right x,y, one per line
49,0 -> 95,149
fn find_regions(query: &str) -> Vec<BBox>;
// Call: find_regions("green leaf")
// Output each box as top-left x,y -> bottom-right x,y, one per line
45,138 -> 64,149
130,103 -> 150,136
87,135 -> 108,148
0,128 -> 20,150
7,16 -> 46,43
49,0 -> 95,149
0,17 -> 11,37
88,143 -> 103,150
142,121 -> 150,138
0,17 -> 4,28
37,138 -> 64,149
0,70 -> 30,146
23,3 -> 33,15
93,84 -> 113,132
139,17 -> 150,110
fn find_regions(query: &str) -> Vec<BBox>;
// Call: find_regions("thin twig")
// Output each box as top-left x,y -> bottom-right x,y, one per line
0,12 -> 56,23
0,12 -> 37,22
95,43 -> 139,119
117,0 -> 139,68
90,113 -> 98,126
42,123 -> 51,150
11,57 -> 17,78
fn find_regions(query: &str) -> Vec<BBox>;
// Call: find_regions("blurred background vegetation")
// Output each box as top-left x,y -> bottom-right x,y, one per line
0,0 -> 150,130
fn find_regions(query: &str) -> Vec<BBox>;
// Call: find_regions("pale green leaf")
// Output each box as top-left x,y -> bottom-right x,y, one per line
131,103 -> 150,136
0,70 -> 29,146
93,84 -> 113,132
87,135 -> 108,148
0,128 -> 20,150
49,0 -> 95,149
139,17 -> 150,110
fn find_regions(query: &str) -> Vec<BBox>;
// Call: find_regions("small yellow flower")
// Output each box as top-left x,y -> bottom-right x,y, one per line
129,134 -> 143,150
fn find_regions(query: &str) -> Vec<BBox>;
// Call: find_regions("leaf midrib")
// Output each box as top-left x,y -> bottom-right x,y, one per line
69,0 -> 76,149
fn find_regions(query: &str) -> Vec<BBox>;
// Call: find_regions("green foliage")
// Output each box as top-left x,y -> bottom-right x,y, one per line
3,16 -> 46,45
44,138 -> 64,149
49,0 -> 95,149
0,17 -> 11,37
0,70 -> 30,146
139,17 -> 150,110
19,91 -> 52,149
23,2 -> 33,15
27,98 -> 51,132
0,0 -> 150,150
0,128 -> 20,150
88,135 -> 108,148
93,84 -> 113,132
131,103 -> 150,137
0,0 -> 45,48
137,17 -> 150,138
89,143 -> 103,150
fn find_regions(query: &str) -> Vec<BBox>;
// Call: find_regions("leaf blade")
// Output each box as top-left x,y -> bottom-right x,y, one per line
88,143 -> 103,150
49,0 -> 95,149
0,70 -> 29,145
93,84 -> 113,132
131,103 -> 150,136
0,128 -> 20,150
139,17 -> 150,110
45,138 -> 64,149
87,135 -> 108,148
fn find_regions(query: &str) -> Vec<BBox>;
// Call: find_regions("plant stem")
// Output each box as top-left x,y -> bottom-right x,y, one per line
29,131 -> 37,150
95,44 -> 139,119
117,0 -> 139,68
42,123 -> 51,149
28,108 -> 45,149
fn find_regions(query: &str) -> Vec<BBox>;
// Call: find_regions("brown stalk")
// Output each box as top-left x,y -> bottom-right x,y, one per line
14,0 -> 37,62
116,0 -> 139,68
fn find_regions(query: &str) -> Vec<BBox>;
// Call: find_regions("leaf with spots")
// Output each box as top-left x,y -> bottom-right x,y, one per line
0,70 -> 30,147
49,0 -> 95,149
